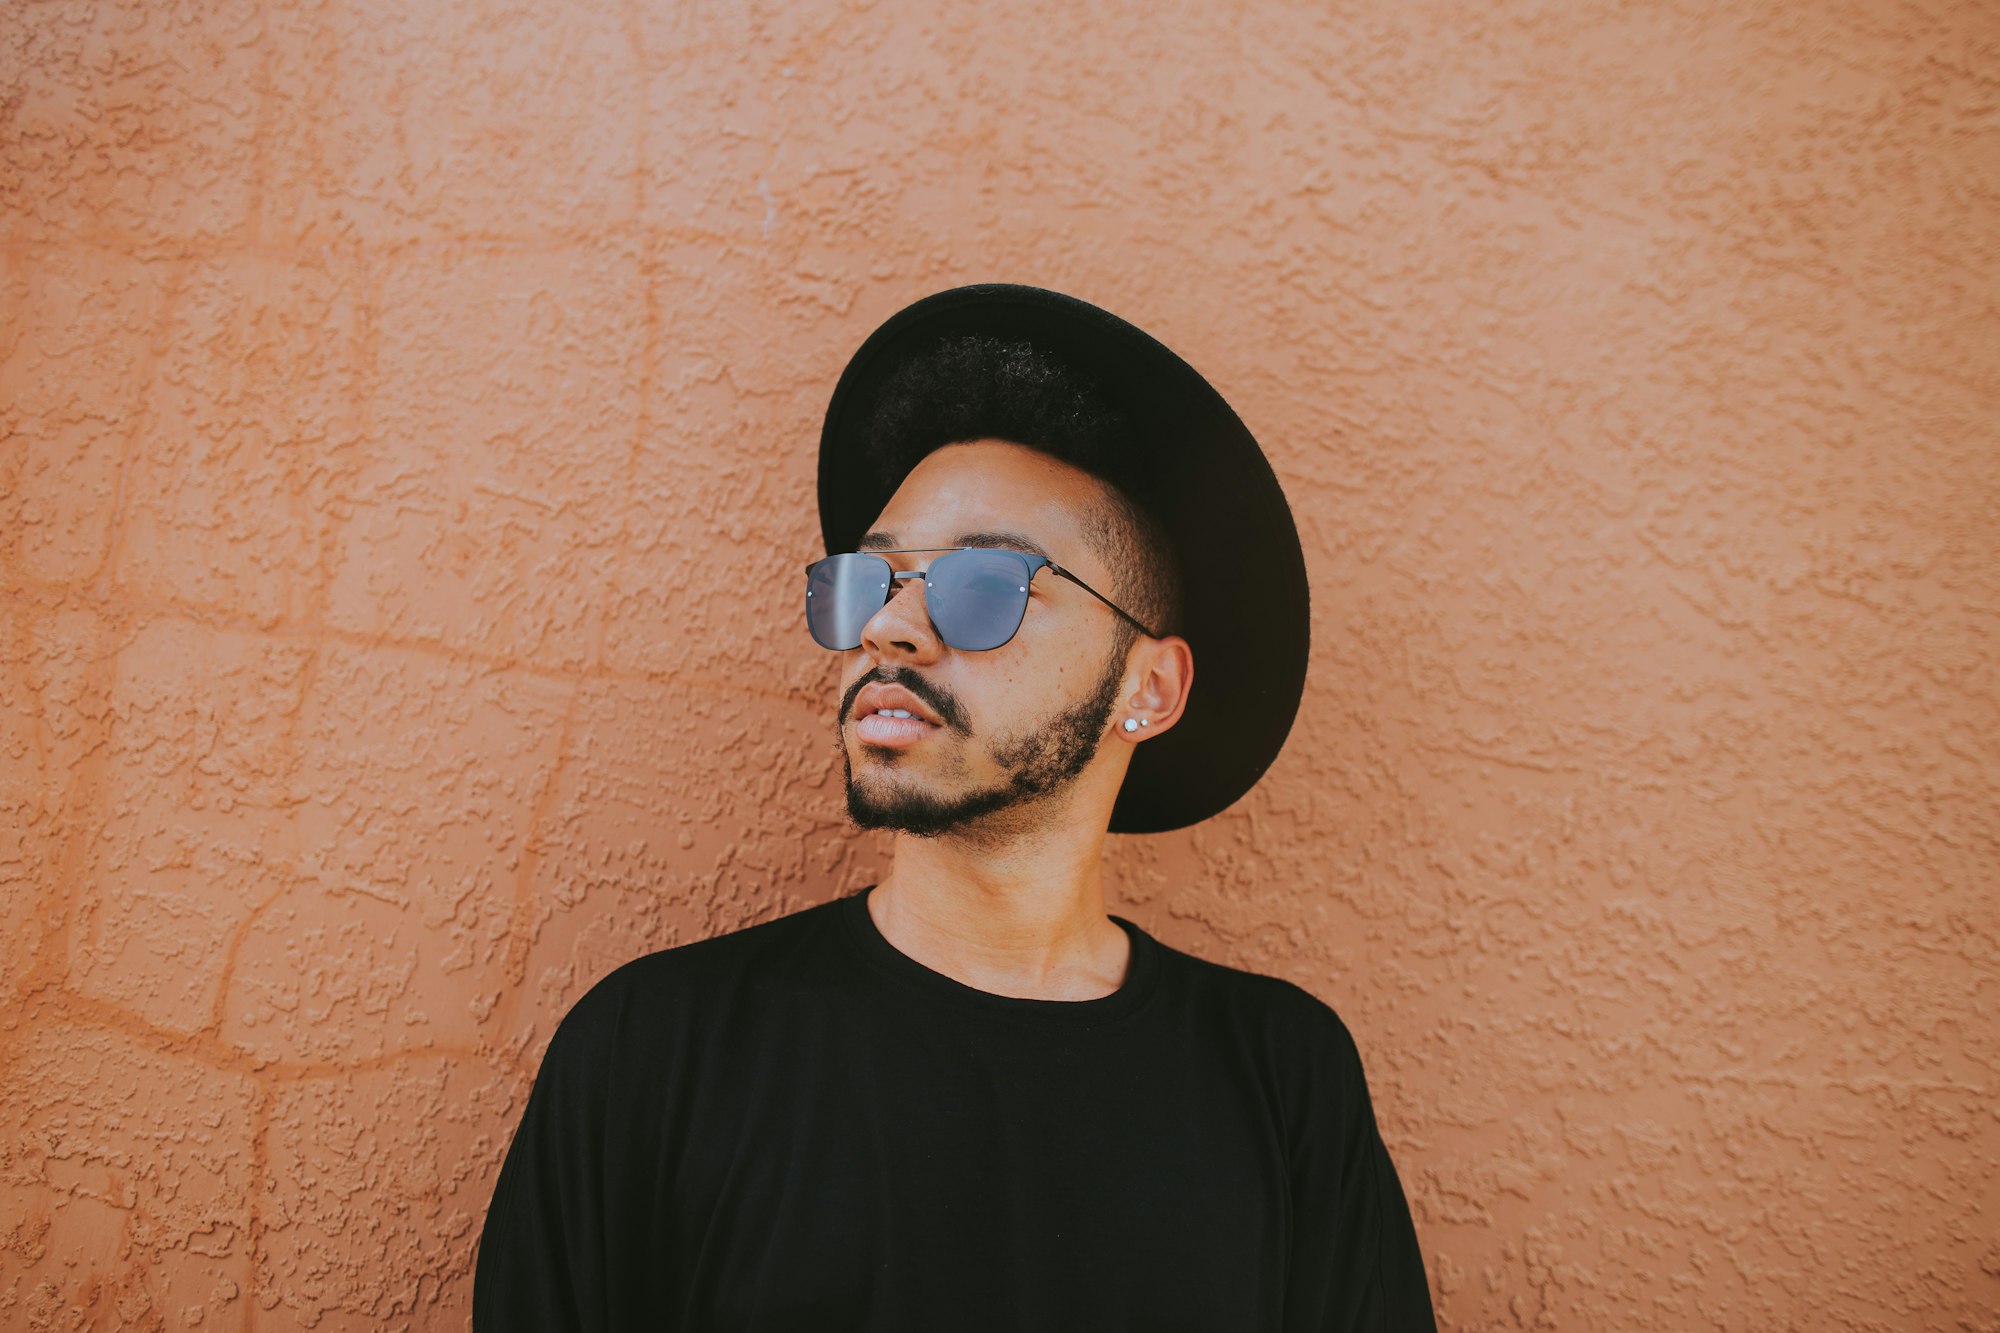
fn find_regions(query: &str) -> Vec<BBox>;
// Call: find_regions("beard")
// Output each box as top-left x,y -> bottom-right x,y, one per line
842,640 -> 1128,840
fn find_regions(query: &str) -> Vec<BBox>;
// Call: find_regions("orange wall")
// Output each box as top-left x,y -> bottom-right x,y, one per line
3,1 -> 1997,1328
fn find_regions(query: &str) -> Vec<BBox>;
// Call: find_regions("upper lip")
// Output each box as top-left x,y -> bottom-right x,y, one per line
854,683 -> 942,726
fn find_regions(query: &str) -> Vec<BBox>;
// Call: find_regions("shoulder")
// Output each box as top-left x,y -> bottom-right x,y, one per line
1156,937 -> 1360,1044
1146,934 -> 1373,1100
1147,941 -> 1397,1169
538,894 -> 849,1062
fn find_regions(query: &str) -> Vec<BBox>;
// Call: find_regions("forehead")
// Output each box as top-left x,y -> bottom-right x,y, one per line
863,440 -> 1110,564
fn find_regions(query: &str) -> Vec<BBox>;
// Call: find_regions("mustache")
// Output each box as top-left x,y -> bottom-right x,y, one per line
839,666 -> 970,735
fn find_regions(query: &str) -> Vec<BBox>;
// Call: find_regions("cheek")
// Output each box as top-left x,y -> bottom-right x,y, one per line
1018,627 -> 1095,688
977,650 -> 1077,713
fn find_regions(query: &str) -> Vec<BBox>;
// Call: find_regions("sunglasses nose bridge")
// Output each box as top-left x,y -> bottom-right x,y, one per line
885,567 -> 930,613
858,565 -> 943,656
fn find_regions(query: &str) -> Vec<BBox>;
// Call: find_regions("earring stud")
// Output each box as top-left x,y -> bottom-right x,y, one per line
1123,717 -> 1149,732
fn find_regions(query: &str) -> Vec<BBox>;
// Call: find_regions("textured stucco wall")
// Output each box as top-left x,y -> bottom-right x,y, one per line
3,0 -> 1997,1328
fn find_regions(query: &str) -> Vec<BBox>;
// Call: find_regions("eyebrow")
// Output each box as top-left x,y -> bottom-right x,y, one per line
858,530 -> 1053,560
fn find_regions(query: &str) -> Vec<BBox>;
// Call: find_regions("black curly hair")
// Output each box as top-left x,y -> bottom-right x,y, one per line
862,334 -> 1183,648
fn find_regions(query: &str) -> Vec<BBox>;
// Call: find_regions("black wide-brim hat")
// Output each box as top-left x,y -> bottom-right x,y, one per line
817,284 -> 1309,834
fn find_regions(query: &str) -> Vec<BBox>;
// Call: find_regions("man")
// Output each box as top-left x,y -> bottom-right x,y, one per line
473,285 -> 1437,1330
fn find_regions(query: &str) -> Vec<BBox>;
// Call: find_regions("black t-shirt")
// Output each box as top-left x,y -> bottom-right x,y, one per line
473,887 -> 1437,1331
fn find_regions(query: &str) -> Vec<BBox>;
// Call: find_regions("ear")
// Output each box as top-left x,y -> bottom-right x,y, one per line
1117,634 -> 1193,743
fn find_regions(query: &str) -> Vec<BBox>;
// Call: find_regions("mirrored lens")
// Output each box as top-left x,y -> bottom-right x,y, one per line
806,552 -> 892,650
928,549 -> 1033,651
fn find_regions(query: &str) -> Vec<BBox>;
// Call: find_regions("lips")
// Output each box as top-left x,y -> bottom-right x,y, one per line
853,712 -> 938,747
851,681 -> 945,748
854,683 -> 943,727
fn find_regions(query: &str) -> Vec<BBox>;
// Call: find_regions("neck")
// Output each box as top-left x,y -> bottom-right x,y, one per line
869,815 -> 1130,1001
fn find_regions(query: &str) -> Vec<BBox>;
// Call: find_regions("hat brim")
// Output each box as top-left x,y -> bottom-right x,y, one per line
817,284 -> 1309,834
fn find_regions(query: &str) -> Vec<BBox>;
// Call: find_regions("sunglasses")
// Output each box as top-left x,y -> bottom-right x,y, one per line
805,547 -> 1158,652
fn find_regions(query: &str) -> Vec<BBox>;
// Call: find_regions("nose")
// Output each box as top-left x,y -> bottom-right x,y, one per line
859,569 -> 943,665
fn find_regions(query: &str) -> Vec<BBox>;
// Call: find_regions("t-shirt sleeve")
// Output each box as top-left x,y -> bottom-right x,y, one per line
1283,1002 -> 1438,1333
473,978 -> 623,1332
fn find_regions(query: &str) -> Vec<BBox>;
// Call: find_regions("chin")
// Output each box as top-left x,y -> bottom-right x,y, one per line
844,767 -> 1051,841
845,773 -> 928,822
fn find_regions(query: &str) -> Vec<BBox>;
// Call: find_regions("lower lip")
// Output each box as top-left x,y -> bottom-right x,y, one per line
853,713 -> 940,747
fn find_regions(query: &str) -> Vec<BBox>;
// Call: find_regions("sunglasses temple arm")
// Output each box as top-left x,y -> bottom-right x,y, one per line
1050,565 -> 1163,641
